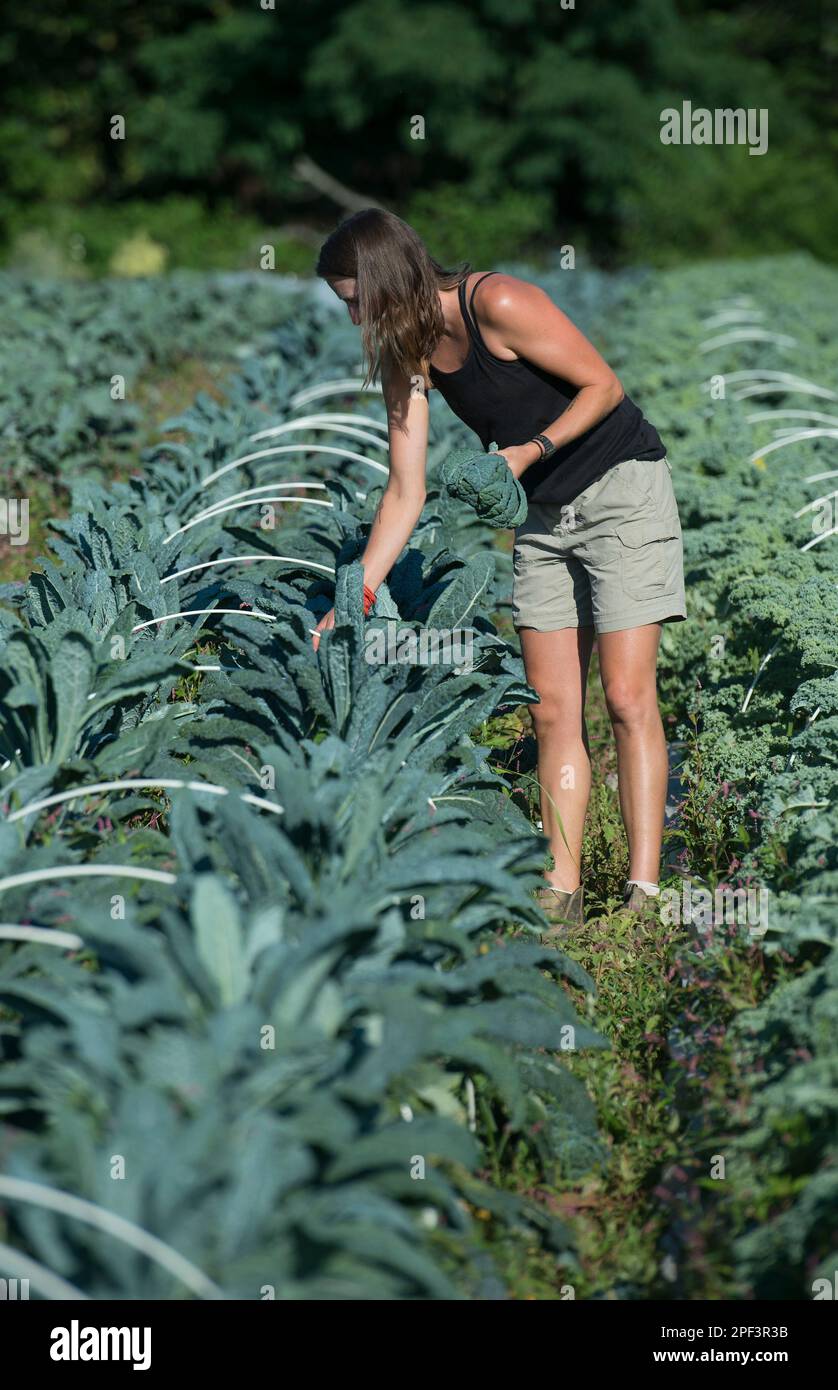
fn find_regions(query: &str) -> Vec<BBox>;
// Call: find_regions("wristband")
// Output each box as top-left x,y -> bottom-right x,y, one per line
363,583 -> 377,616
531,433 -> 556,460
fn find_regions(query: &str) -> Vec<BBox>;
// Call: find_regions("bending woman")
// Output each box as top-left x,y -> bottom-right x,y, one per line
314,209 -> 686,931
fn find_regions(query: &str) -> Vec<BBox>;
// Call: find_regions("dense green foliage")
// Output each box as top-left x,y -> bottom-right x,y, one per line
1,249 -> 836,1299
3,1 -> 836,274
0,284 -> 609,1298
599,252 -> 838,1295
0,272 -> 299,490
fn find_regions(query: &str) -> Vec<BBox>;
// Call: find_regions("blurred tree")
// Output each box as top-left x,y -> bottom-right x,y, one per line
0,0 -> 834,270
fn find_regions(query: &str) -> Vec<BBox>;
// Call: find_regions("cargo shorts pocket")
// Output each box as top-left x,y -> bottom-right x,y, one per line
617,516 -> 682,602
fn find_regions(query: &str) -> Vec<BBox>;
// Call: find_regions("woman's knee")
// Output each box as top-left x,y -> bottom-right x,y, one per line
528,691 -> 583,738
601,676 -> 658,727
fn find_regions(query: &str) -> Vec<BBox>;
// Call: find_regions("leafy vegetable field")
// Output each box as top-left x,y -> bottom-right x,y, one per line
616,253 -> 838,1298
0,253 -> 835,1300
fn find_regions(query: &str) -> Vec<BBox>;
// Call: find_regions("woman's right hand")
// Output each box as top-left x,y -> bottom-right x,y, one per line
312,607 -> 335,652
309,355 -> 428,655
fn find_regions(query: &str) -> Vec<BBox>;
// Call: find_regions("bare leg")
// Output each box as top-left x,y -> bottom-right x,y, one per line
597,623 -> 667,884
519,625 -> 595,892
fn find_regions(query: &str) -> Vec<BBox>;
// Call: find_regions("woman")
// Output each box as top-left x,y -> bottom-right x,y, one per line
313,208 -> 686,931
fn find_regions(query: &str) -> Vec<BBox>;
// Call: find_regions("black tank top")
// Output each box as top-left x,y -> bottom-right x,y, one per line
428,272 -> 666,508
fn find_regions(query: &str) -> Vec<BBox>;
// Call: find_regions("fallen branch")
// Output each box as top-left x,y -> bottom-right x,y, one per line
292,154 -> 384,214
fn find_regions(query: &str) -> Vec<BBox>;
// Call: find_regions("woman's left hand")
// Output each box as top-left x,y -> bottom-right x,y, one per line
495,442 -> 541,479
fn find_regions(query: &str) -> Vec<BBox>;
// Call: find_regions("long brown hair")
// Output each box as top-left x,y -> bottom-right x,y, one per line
316,208 -> 470,387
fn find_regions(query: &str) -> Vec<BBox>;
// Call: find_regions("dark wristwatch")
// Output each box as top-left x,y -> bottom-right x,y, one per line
531,433 -> 556,460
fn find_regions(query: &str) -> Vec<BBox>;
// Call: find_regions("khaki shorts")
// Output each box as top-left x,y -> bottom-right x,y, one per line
512,457 -> 687,634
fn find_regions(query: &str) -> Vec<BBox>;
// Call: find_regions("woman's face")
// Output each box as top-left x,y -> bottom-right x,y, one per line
328,277 -> 360,325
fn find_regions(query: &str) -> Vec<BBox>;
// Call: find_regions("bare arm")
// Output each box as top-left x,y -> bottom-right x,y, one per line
312,355 -> 427,646
475,276 -> 625,478
359,357 -> 428,589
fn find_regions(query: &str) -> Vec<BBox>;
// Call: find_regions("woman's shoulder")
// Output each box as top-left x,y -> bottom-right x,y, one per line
470,271 -> 552,324
471,270 -> 547,307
